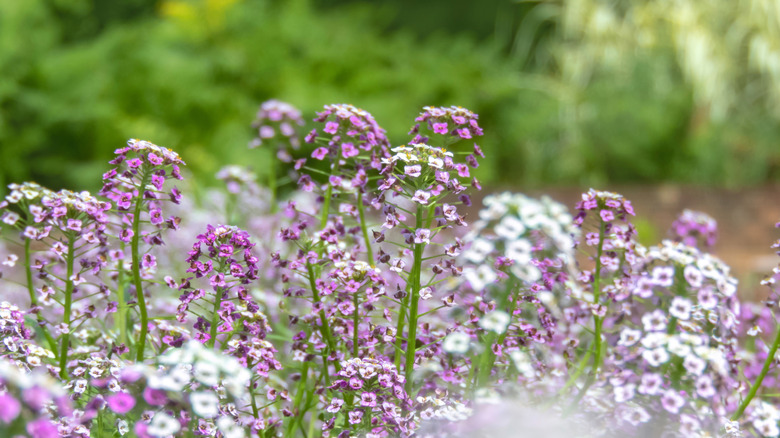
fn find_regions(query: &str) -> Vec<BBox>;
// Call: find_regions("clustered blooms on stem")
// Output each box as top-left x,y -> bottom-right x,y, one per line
671,209 -> 718,248
3,103 -> 780,438
250,99 -> 305,161
99,139 -> 185,361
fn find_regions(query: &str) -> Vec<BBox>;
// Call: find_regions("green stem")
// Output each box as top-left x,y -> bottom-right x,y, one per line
248,377 -> 260,419
403,204 -> 426,395
24,238 -> 57,354
732,322 -> 780,420
393,294 -> 409,368
286,361 -> 310,436
320,183 -> 332,229
133,172 -> 151,361
58,236 -> 75,378
353,292 -> 359,357
357,191 -> 374,266
568,217 -> 606,406
306,264 -> 336,353
268,149 -> 278,214
116,242 -> 128,348
208,288 -> 225,349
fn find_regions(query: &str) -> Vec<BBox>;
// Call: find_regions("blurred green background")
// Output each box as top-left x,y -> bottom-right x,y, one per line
2,0 -> 779,194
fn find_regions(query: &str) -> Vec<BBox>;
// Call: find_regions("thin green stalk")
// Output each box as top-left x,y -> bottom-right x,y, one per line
393,294 -> 409,368
306,264 -> 336,352
732,322 -> 780,420
268,149 -> 278,214
133,172 -> 151,361
248,377 -> 260,419
353,292 -> 359,357
116,242 -> 128,347
24,237 -> 57,354
286,361 -> 310,436
357,191 -> 374,266
403,204 -> 426,395
568,217 -> 606,407
320,183 -> 332,228
208,288 -> 225,349
58,235 -> 75,378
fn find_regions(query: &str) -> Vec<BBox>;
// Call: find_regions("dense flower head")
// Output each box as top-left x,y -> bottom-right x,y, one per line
99,139 -> 184,235
0,357 -> 73,432
671,209 -> 718,248
574,189 -> 635,225
250,99 -> 305,154
1,182 -> 111,235
324,357 -> 414,436
184,224 -> 258,281
307,103 -> 391,170
216,165 -> 259,194
411,106 -> 484,142
463,192 -> 579,287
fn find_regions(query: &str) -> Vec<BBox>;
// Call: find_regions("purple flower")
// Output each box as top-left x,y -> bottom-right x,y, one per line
26,419 -> 59,438
412,190 -> 431,205
324,121 -> 339,134
433,122 -> 448,134
147,152 -> 163,166
107,392 -> 136,414
342,142 -> 359,158
0,393 -> 20,423
143,387 -> 168,406
150,209 -> 164,225
348,409 -> 364,425
22,386 -> 50,411
360,392 -> 377,407
312,147 -> 328,160
404,165 -> 422,178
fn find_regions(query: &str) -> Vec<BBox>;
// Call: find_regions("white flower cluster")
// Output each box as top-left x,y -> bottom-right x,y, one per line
462,192 -> 579,290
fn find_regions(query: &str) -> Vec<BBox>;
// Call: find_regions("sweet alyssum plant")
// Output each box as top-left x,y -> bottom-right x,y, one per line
0,100 -> 779,438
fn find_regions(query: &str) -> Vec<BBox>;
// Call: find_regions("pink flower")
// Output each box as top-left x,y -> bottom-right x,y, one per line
433,122 -> 448,134
107,392 -> 136,414
142,387 -> 168,406
0,394 -> 21,423
26,419 -> 59,438
147,152 -> 163,166
324,121 -> 339,134
312,147 -> 328,160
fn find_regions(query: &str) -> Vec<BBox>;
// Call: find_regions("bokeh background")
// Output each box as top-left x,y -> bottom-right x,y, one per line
1,0 -> 779,288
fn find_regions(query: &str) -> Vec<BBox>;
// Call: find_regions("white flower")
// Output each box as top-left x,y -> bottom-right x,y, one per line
504,239 -> 532,264
494,216 -> 526,240
479,311 -> 510,334
191,391 -> 220,418
669,297 -> 693,320
617,328 -> 641,347
642,309 -> 668,332
464,265 -> 497,292
463,239 -> 494,263
642,348 -> 670,367
614,383 -> 636,402
147,412 -> 181,437
117,419 -> 129,436
193,362 -> 220,387
508,350 -> 535,378
441,332 -> 470,354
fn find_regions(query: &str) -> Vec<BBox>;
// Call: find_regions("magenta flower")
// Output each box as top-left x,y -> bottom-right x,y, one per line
22,386 -> 50,411
26,419 -> 59,438
0,393 -> 20,423
433,122 -> 448,134
142,387 -> 168,406
107,392 -> 136,414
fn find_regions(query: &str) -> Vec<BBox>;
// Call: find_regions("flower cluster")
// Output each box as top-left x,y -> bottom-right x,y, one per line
250,99 -> 305,162
0,357 -> 75,436
324,358 -> 413,436
177,224 -> 261,345
671,209 -> 718,248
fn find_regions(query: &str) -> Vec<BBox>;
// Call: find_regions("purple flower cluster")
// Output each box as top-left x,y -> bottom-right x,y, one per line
99,138 -> 184,236
324,358 -> 413,436
250,99 -> 305,161
177,224 -> 260,344
671,209 -> 718,248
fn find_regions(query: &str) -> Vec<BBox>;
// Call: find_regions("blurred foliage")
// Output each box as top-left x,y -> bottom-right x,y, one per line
0,0 -> 779,196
